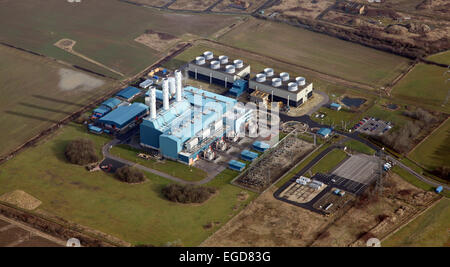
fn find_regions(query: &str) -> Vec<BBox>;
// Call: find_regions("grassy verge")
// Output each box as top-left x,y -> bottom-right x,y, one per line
110,144 -> 207,182
0,123 -> 256,246
309,148 -> 348,176
344,139 -> 375,155
311,107 -> 362,131
382,198 -> 450,247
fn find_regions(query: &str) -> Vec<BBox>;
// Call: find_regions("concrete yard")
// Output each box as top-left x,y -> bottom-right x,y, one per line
332,154 -> 380,185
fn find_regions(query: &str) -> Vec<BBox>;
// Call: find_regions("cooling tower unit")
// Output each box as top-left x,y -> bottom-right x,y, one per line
264,68 -> 274,77
288,82 -> 298,92
219,55 -> 229,64
234,59 -> 244,69
280,72 -> 290,82
296,77 -> 306,86
203,51 -> 214,60
256,73 -> 267,83
272,78 -> 282,87
225,65 -> 236,74
210,60 -> 220,70
195,56 -> 206,65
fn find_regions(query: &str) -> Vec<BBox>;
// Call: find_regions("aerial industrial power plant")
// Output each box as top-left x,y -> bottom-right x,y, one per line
0,0 -> 448,255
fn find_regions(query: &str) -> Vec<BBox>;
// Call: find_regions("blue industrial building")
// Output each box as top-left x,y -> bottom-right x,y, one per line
241,150 -> 258,162
92,98 -> 122,118
116,86 -> 141,101
140,86 -> 253,165
252,141 -> 270,152
330,102 -> 342,111
99,103 -> 148,132
228,160 -> 246,172
317,128 -> 332,138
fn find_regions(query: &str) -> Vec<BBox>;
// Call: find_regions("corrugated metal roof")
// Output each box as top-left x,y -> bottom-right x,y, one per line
99,103 -> 148,128
229,160 -> 246,169
318,128 -> 332,136
93,106 -> 110,115
330,103 -> 341,108
101,98 -> 122,110
116,86 -> 141,100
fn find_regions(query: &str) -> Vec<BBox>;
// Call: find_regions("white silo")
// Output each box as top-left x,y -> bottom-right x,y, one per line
162,78 -> 170,111
175,70 -> 183,102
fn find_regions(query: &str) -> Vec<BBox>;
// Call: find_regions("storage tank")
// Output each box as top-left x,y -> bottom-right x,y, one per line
234,59 -> 244,69
272,78 -> 282,87
219,55 -> 229,64
256,73 -> 267,83
225,65 -> 236,74
280,72 -> 290,82
264,68 -> 274,77
195,56 -> 206,65
203,51 -> 214,60
296,77 -> 306,86
210,60 -> 220,70
288,82 -> 298,92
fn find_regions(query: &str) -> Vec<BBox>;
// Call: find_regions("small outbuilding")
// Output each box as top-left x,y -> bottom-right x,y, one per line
116,86 -> 141,101
330,102 -> 342,111
228,160 -> 246,172
317,128 -> 332,138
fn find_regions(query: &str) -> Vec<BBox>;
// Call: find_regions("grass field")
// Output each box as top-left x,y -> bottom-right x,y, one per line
0,0 -> 241,77
310,148 -> 348,176
383,198 -> 450,247
427,50 -> 450,65
343,140 -> 375,155
409,119 -> 450,171
312,107 -> 362,130
392,166 -> 450,198
110,144 -> 208,182
218,18 -> 412,87
391,63 -> 450,113
0,45 -> 115,158
0,123 -> 256,246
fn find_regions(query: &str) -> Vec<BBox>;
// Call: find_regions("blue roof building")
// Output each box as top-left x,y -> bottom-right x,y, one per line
99,103 -> 148,130
102,98 -> 122,110
241,150 -> 258,162
116,86 -> 141,101
228,160 -> 246,172
253,141 -> 270,152
330,102 -> 342,111
93,106 -> 111,117
317,128 -> 332,138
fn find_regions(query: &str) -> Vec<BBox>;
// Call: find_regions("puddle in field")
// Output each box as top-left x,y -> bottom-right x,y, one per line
58,68 -> 104,91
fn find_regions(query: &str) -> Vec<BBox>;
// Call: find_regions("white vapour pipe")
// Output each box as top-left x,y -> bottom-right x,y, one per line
162,78 -> 170,111
175,70 -> 183,102
149,86 -> 157,119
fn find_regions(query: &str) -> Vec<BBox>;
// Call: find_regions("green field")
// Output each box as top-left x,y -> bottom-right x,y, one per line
391,63 -> 450,112
409,119 -> 450,171
0,123 -> 256,246
0,0 -> 241,77
310,149 -> 348,176
312,107 -> 362,131
219,18 -> 412,87
0,45 -> 115,158
110,144 -> 207,182
383,198 -> 450,247
427,50 -> 450,65
343,140 -> 375,155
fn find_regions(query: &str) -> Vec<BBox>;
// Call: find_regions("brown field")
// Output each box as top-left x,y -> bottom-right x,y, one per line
266,0 -> 335,19
169,0 -> 217,11
135,31 -> 181,52
203,172 -> 439,247
126,0 -> 173,7
212,0 -> 266,13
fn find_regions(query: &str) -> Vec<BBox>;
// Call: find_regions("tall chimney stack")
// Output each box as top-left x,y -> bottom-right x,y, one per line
162,78 -> 170,111
175,70 -> 183,102
149,86 -> 157,119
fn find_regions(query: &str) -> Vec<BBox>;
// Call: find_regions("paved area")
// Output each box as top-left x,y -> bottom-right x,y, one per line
0,216 -> 64,247
355,117 -> 392,136
332,154 -> 379,185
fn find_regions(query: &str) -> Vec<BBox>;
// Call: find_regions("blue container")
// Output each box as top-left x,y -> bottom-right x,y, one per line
436,186 -> 443,193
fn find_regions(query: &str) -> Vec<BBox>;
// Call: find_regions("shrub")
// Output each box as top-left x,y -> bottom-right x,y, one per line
162,184 -> 217,204
65,139 -> 99,165
74,113 -> 90,124
115,166 -> 145,184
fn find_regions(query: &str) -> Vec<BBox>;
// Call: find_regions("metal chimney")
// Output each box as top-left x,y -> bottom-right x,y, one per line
162,78 -> 170,111
168,77 -> 176,95
149,86 -> 157,119
175,70 -> 183,102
